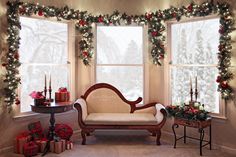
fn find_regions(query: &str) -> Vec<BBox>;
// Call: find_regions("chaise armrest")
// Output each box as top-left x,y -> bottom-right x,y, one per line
74,98 -> 88,121
155,103 -> 167,123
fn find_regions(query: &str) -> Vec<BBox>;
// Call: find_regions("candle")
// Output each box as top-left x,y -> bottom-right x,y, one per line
44,74 -> 47,89
49,73 -> 51,87
195,76 -> 197,90
190,77 -> 192,90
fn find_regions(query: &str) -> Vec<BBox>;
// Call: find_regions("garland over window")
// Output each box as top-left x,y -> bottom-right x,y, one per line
3,0 -> 234,110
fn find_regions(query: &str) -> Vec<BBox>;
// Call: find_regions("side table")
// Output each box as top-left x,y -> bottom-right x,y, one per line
172,117 -> 212,156
31,101 -> 73,156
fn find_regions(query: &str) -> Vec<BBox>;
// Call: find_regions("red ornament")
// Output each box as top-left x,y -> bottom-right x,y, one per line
19,7 -> 25,14
159,54 -> 164,59
38,10 -> 43,16
145,13 -> 152,20
218,45 -> 224,51
151,31 -> 158,37
172,12 -> 177,17
98,16 -> 104,23
15,98 -> 20,105
219,27 -> 225,34
2,63 -> 7,67
83,51 -> 88,57
14,52 -> 19,60
216,76 -> 221,83
79,20 -> 86,26
187,4 -> 193,12
221,81 -> 228,89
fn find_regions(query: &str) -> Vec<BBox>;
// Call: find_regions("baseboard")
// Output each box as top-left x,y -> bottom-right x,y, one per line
162,130 -> 236,155
220,145 -> 236,155
0,146 -> 13,154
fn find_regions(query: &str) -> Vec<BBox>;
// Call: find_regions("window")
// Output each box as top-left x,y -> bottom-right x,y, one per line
19,17 -> 70,112
96,26 -> 144,102
168,18 -> 220,114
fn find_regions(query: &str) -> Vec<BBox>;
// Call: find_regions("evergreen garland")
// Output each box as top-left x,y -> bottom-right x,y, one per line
3,0 -> 234,111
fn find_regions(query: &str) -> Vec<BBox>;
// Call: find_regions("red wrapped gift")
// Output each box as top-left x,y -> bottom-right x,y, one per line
14,131 -> 31,154
66,141 -> 73,150
35,138 -> 48,153
23,141 -> 38,157
55,87 -> 70,102
50,139 -> 66,153
28,121 -> 43,140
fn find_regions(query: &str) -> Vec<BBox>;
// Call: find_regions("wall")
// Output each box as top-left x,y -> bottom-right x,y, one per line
0,0 -> 236,153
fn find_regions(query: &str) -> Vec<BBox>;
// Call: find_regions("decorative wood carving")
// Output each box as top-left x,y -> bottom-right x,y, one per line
74,83 -> 167,145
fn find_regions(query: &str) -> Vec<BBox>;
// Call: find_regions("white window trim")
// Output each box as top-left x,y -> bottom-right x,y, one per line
13,18 -> 76,118
164,16 -> 226,119
91,24 -> 149,104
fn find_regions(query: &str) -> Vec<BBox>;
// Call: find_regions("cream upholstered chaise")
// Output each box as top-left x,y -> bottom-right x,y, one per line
74,83 -> 167,145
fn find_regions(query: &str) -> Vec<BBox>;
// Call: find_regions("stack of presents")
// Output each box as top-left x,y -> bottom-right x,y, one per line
14,121 -> 73,157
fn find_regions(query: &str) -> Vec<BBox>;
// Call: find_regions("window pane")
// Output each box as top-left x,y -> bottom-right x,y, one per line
19,17 -> 68,64
96,66 -> 143,101
171,66 -> 219,113
171,18 -> 219,64
20,65 -> 69,112
97,26 -> 143,64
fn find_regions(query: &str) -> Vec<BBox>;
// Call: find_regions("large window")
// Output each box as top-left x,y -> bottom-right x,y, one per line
19,17 -> 70,112
96,26 -> 144,102
169,18 -> 220,113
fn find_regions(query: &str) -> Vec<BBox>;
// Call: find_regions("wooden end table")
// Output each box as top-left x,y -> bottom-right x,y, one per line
172,117 -> 212,156
31,101 -> 74,156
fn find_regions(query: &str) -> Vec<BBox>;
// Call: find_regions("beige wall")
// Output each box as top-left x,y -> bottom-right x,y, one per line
0,0 -> 236,151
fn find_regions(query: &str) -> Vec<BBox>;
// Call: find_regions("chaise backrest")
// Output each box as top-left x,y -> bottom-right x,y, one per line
81,83 -> 141,114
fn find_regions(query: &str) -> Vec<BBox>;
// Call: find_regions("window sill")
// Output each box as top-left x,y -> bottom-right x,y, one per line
13,109 -> 76,121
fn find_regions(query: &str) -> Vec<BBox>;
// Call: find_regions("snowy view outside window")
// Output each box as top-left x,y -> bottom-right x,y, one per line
171,18 -> 220,113
96,26 -> 143,102
19,17 -> 69,112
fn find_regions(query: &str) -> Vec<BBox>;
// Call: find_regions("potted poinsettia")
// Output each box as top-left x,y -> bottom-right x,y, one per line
29,91 -> 45,106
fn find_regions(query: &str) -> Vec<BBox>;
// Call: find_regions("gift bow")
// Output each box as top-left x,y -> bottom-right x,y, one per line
58,87 -> 68,92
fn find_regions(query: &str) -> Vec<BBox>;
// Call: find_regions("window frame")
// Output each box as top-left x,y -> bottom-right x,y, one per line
92,24 -> 149,104
164,15 -> 226,119
13,16 -> 76,118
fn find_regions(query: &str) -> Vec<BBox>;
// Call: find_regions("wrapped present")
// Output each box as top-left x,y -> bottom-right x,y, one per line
61,139 -> 66,151
35,138 -> 48,153
14,131 -> 31,154
66,141 -> 73,150
55,87 -> 70,102
54,141 -> 63,154
28,121 -> 43,140
50,139 -> 66,154
23,141 -> 38,157
50,141 -> 55,152
55,124 -> 73,140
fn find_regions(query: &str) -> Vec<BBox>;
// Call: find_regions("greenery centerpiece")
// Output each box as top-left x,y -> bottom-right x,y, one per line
166,102 -> 209,121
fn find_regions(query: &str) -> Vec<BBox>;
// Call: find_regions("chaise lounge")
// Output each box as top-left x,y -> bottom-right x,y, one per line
74,83 -> 167,145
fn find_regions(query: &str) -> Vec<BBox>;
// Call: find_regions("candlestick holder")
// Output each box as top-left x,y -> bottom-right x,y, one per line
195,88 -> 198,102
48,85 -> 53,102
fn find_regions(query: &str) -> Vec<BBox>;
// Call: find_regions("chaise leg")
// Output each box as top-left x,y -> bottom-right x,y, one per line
156,130 -> 161,145
81,131 -> 86,145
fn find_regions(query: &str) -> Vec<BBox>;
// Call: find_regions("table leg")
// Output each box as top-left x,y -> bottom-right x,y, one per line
209,125 -> 212,150
199,128 -> 204,156
172,124 -> 179,148
42,113 -> 55,156
184,126 -> 186,144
